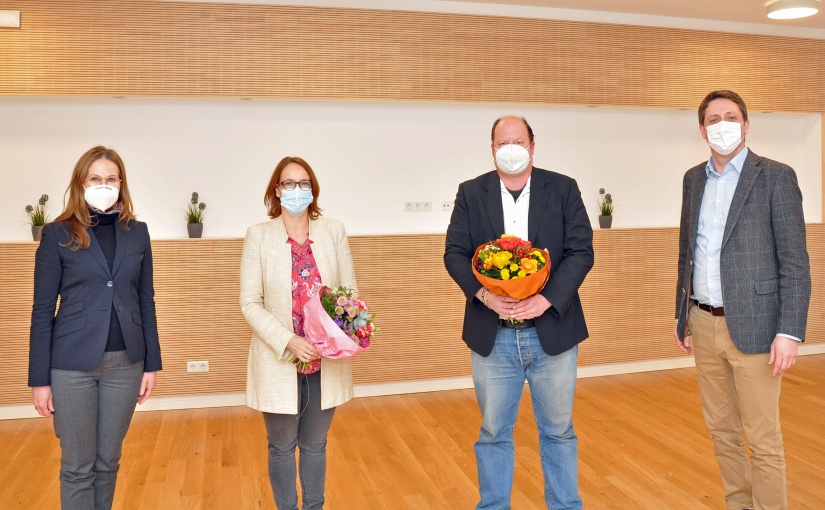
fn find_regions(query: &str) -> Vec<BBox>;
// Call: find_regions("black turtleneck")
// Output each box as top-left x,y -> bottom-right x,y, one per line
91,212 -> 127,353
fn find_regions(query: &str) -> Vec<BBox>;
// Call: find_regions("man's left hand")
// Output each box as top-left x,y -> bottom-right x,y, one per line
510,294 -> 551,321
769,336 -> 799,377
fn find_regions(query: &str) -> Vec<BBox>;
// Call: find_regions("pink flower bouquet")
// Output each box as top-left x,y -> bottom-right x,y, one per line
292,286 -> 376,370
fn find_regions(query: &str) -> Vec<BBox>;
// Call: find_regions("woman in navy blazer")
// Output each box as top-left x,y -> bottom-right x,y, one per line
29,146 -> 162,509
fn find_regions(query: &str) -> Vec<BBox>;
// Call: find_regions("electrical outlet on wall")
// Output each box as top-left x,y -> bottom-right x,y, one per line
187,360 -> 209,373
404,201 -> 433,212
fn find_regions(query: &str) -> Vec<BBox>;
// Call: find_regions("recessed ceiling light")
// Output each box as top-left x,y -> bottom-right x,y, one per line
767,0 -> 819,20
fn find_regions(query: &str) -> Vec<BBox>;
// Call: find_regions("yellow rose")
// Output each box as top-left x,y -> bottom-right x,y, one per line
500,269 -> 510,280
492,251 -> 513,269
483,258 -> 493,270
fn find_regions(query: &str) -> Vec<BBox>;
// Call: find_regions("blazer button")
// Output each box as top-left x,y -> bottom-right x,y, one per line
107,281 -> 113,287
689,260 -> 693,266
117,306 -> 123,312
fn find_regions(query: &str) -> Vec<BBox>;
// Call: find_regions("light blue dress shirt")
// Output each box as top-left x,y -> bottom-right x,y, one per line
691,148 -> 747,307
691,147 -> 800,342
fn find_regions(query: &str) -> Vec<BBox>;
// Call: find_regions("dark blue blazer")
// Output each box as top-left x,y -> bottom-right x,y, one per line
444,168 -> 594,357
28,220 -> 162,387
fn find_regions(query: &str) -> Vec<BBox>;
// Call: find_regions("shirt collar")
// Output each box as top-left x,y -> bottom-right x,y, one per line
705,147 -> 748,178
500,175 -> 531,194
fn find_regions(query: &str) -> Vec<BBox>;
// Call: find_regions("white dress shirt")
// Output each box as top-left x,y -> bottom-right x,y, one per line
501,176 -> 530,239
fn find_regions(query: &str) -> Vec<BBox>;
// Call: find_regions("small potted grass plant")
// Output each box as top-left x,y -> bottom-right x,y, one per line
185,192 -> 206,238
25,194 -> 49,241
597,188 -> 614,229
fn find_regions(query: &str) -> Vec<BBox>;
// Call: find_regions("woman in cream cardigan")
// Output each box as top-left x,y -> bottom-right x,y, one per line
240,156 -> 357,510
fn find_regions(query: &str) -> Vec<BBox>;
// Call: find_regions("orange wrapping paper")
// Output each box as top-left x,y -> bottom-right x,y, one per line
471,245 -> 551,300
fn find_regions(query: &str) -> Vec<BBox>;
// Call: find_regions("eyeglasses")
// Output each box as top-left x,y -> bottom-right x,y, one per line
279,180 -> 312,190
86,177 -> 121,187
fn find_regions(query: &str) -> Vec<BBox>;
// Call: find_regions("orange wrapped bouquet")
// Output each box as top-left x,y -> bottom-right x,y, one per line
472,235 -> 550,300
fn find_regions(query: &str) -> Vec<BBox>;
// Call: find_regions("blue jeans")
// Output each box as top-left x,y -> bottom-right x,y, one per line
472,327 -> 581,510
263,371 -> 336,510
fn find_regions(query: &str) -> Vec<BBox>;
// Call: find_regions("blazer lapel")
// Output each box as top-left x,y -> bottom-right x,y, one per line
263,218 -> 292,294
87,228 -> 112,276
483,172 -> 505,238
307,219 -> 332,284
722,151 -> 762,249
112,221 -> 129,275
527,172 -> 549,244
687,168 -> 706,252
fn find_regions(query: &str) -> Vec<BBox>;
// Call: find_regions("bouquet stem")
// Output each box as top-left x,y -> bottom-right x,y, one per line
288,356 -> 314,371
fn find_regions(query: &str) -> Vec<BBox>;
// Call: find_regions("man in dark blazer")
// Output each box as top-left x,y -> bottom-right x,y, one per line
674,90 -> 811,510
445,116 -> 593,510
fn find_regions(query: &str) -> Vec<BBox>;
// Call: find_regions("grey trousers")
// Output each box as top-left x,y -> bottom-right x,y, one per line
263,371 -> 336,510
51,351 -> 144,510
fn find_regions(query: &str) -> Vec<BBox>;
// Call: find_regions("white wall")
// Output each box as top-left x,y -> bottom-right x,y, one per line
0,97 -> 820,240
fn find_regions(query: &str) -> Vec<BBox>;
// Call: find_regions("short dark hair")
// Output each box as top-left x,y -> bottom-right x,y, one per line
264,156 -> 322,220
491,116 -> 534,143
698,90 -> 748,125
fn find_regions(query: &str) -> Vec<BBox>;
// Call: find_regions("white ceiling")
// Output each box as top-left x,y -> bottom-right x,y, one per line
442,0 -> 825,29
172,0 -> 825,37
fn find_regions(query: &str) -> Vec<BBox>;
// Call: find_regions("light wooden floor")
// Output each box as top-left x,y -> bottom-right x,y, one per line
1,355 -> 824,509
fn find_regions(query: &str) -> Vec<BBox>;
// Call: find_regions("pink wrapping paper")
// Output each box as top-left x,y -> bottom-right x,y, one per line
302,291 -> 370,359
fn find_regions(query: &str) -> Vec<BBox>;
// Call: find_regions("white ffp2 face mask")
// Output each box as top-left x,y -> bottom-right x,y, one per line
495,144 -> 532,174
84,185 -> 120,212
706,121 -> 743,156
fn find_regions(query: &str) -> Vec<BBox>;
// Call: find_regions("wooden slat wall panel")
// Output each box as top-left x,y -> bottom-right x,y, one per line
1,227 -> 822,406
580,228 -> 683,366
348,235 -> 469,384
150,239 -> 249,398
0,244 -> 36,407
808,225 -> 825,344
1,1 -> 825,112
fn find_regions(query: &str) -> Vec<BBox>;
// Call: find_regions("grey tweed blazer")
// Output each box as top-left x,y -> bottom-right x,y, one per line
675,149 -> 811,354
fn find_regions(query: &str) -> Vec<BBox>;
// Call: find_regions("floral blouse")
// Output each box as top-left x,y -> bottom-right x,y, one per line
290,237 -> 323,374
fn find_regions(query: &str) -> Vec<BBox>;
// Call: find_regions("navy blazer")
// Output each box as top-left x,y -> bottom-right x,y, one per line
29,220 -> 162,387
444,168 -> 594,357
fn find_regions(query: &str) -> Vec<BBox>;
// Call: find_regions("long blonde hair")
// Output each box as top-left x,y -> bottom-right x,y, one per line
54,146 -> 136,250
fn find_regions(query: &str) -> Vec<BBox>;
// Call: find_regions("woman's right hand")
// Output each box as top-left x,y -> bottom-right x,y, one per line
287,336 -> 320,363
32,386 -> 54,418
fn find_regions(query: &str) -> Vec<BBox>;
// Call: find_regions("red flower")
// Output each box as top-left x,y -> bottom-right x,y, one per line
498,235 -> 531,252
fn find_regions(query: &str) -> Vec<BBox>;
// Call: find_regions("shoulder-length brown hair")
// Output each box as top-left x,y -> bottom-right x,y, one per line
264,156 -> 322,220
53,146 -> 136,250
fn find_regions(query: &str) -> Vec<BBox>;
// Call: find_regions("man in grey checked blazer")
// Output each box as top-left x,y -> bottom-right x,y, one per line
674,90 -> 811,510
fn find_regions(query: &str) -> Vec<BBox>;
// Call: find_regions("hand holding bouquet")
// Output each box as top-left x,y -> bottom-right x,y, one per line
472,234 -> 550,300
290,286 -> 376,371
